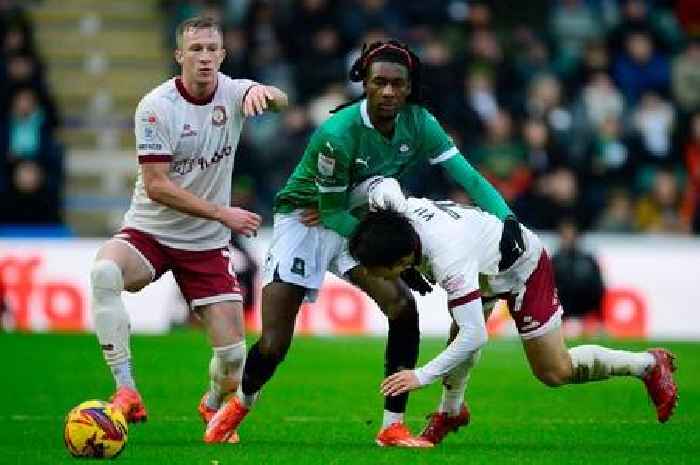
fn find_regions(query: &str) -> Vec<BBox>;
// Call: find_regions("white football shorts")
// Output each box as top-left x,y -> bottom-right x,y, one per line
261,211 -> 358,301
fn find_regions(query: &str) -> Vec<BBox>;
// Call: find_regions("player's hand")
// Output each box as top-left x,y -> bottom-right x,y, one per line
300,208 -> 321,226
217,206 -> 262,237
243,85 -> 275,117
380,370 -> 421,396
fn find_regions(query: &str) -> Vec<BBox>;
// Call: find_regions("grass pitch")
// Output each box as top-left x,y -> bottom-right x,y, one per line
1,330 -> 698,465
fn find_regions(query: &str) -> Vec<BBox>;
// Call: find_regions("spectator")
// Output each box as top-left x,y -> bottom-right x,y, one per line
587,115 -> 636,190
471,110 -> 531,203
521,118 -> 566,176
294,26 -> 346,102
631,92 -> 676,168
570,71 -> 625,163
612,29 -> 670,104
444,67 -> 498,147
595,188 -> 636,233
0,87 -> 62,223
680,112 -> 700,229
549,0 -> 603,75
552,218 -> 605,337
339,0 -> 405,46
525,73 -> 573,149
516,167 -> 584,230
671,37 -> 700,114
220,26 -> 253,80
567,40 -> 611,95
635,169 -> 687,233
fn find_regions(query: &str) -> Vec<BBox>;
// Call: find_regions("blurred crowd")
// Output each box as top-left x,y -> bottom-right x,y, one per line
2,1 -> 700,236
163,0 -> 700,234
0,1 -> 63,225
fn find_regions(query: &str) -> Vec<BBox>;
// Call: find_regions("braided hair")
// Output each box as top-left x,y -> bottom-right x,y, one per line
331,40 -> 425,113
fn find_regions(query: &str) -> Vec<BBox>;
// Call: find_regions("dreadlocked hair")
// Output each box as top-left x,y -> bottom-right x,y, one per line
331,40 -> 425,113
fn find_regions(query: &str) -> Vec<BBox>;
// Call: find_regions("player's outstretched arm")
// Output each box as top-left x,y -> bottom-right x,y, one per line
439,154 -> 513,221
142,162 -> 261,237
242,84 -> 288,116
380,294 -> 487,396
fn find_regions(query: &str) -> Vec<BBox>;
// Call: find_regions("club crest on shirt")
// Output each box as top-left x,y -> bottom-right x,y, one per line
318,152 -> 335,176
212,106 -> 227,127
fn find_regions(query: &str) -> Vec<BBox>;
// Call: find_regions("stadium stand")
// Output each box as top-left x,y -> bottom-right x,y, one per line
1,0 -> 698,236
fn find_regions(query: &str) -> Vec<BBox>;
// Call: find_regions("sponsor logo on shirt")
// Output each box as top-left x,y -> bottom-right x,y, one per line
318,141 -> 336,176
138,143 -> 163,150
181,123 -> 197,137
212,106 -> 227,127
139,110 -> 158,141
143,126 -> 155,141
170,145 -> 233,175
318,153 -> 335,176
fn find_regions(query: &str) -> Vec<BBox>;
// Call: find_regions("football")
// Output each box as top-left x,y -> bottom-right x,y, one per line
63,400 -> 128,458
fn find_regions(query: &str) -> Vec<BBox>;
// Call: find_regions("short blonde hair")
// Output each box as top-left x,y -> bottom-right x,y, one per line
175,16 -> 222,49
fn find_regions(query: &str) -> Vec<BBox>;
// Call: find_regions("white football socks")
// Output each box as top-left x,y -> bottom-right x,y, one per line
207,341 -> 246,410
569,345 -> 655,383
439,348 -> 481,417
90,259 -> 135,389
382,410 -> 404,428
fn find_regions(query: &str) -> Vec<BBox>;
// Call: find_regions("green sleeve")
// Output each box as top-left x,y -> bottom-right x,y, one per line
440,154 -> 513,220
418,107 -> 457,164
312,131 -> 359,237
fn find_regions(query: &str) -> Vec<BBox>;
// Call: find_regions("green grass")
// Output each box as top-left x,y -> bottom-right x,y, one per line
1,330 -> 698,465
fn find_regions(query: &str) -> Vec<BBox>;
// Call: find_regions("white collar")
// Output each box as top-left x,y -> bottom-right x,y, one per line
360,99 -> 373,128
360,98 -> 401,129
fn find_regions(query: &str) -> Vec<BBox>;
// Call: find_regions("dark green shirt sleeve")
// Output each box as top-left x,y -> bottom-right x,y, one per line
439,154 -> 513,220
312,131 -> 360,237
418,107 -> 458,164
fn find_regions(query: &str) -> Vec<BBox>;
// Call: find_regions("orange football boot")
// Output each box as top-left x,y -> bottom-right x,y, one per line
203,395 -> 248,444
110,386 -> 147,423
375,422 -> 434,448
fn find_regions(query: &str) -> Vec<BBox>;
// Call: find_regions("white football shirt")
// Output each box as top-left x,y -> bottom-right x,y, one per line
123,73 -> 254,251
404,197 -> 543,304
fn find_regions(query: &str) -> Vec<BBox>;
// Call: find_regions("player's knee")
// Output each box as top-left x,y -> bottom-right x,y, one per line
91,259 -> 124,292
211,341 -> 246,392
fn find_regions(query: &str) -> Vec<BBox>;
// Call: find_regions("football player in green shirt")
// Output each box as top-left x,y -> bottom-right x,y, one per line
204,40 -> 523,447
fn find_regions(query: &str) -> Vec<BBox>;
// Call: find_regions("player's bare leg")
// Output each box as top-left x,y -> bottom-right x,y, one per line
198,300 -> 246,443
205,280 -> 305,443
91,240 -> 152,423
349,268 -> 432,448
522,326 -> 678,422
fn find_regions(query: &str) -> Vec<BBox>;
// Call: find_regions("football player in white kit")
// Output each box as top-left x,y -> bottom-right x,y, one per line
348,177 -> 679,445
89,17 -> 288,443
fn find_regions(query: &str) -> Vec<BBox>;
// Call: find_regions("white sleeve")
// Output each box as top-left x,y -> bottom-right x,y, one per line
414,260 -> 486,386
414,295 -> 487,386
134,98 -> 173,163
226,77 -> 256,116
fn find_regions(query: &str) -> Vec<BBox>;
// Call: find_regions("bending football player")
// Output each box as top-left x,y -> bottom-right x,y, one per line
348,177 -> 679,445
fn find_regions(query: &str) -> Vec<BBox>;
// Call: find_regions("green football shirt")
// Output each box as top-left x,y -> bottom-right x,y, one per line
275,99 -> 512,237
